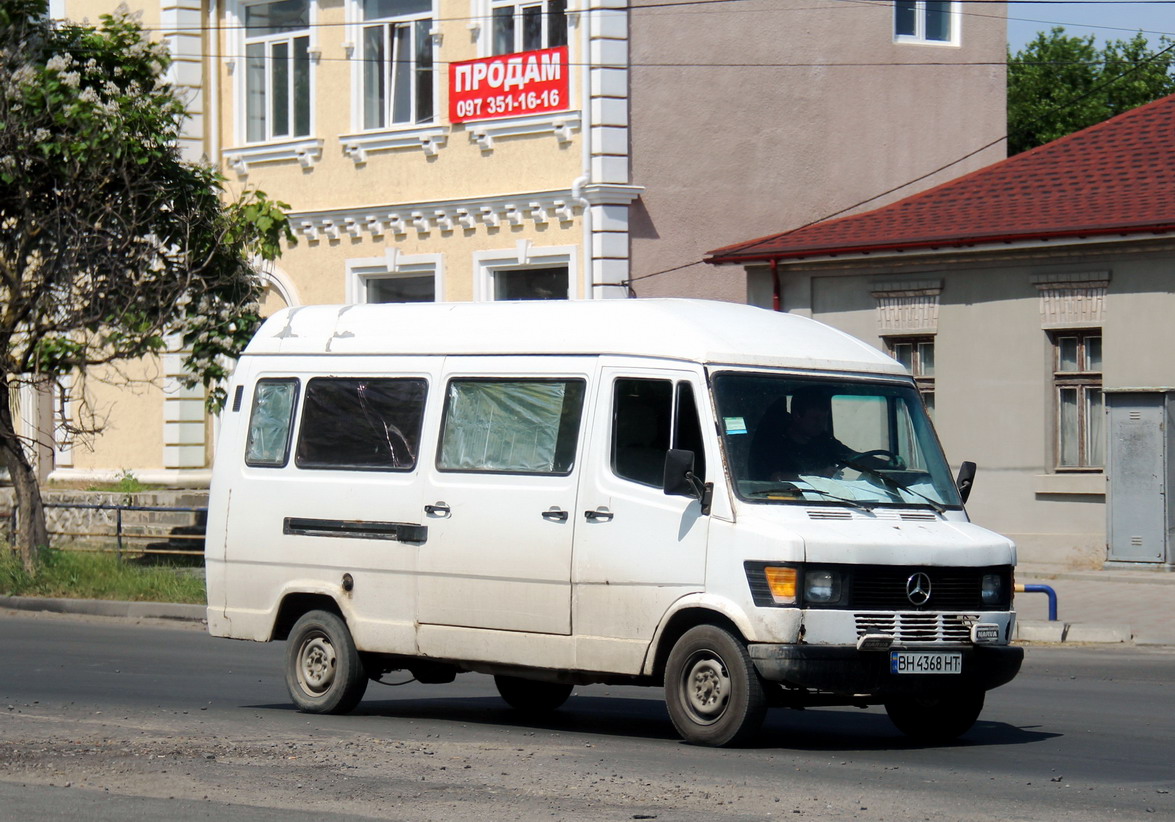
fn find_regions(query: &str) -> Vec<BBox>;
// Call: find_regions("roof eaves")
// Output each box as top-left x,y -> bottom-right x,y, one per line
706,222 -> 1175,265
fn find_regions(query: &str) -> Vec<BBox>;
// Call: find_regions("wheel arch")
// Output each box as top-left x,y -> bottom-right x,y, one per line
646,603 -> 749,683
271,592 -> 345,641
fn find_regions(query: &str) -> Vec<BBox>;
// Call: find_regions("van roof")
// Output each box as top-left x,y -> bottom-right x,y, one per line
245,299 -> 907,375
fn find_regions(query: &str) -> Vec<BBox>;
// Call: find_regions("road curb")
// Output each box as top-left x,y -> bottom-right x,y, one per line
1015,619 -> 1134,644
0,595 -> 204,622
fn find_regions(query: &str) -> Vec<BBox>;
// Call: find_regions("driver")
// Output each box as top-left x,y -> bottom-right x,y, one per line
750,388 -> 853,480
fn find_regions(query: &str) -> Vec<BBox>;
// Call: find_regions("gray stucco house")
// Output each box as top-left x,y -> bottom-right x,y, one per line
708,94 -> 1175,570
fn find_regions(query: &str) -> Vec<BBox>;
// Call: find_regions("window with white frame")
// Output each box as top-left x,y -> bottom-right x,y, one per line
365,273 -> 435,302
494,266 -> 569,300
244,0 -> 312,142
360,0 -> 434,129
1052,330 -> 1103,470
894,1 -> 957,44
491,0 -> 567,55
349,253 -> 438,303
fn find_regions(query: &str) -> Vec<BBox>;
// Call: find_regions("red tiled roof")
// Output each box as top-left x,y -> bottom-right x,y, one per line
707,94 -> 1175,264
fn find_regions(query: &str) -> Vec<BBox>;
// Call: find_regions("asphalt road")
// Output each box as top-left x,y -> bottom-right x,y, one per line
1,610 -> 1172,821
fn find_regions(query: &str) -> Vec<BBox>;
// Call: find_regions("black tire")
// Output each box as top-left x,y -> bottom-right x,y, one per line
494,675 -> 574,714
664,625 -> 767,747
284,610 -> 368,714
885,689 -> 985,742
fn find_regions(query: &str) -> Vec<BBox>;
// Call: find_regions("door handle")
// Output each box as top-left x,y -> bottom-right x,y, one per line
584,508 -> 614,523
424,501 -> 451,517
542,507 -> 569,522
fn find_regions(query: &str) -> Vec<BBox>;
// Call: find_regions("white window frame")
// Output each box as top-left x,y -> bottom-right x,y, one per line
893,1 -> 959,46
350,0 -> 436,132
474,244 -> 577,301
488,0 -> 568,55
237,0 -> 316,144
346,249 -> 442,303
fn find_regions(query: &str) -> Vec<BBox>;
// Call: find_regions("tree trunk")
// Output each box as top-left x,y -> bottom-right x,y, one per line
0,377 -> 49,572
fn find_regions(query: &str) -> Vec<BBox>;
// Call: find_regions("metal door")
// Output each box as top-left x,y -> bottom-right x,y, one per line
1106,392 -> 1169,563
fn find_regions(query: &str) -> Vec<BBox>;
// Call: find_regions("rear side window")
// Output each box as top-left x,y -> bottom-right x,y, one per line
245,379 -> 300,467
438,378 -> 586,474
295,378 -> 427,471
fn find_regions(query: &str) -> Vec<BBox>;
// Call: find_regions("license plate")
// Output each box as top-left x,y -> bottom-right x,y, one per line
890,651 -> 962,675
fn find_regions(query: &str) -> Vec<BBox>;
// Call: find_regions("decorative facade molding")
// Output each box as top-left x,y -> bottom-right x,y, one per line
340,127 -> 449,164
162,340 -> 207,471
466,112 -> 581,152
871,279 -> 943,333
224,139 -> 325,177
290,190 -> 585,243
1032,271 -> 1109,328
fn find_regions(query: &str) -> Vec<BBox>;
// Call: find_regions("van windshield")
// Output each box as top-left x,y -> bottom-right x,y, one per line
712,372 -> 961,510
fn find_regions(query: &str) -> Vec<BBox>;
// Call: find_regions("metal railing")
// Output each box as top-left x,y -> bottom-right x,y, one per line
3,501 -> 207,558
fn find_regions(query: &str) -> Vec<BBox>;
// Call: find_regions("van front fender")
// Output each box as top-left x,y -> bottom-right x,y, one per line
642,593 -> 802,677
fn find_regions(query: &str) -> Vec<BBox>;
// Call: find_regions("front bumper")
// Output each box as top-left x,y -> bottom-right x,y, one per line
748,643 -> 1023,697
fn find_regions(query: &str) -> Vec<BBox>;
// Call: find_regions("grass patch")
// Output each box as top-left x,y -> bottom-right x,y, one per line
0,546 -> 206,604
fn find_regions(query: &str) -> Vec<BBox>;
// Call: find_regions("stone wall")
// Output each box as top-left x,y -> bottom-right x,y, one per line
0,488 -> 208,554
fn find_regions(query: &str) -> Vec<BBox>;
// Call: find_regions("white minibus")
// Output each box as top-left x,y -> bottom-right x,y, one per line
205,299 -> 1022,746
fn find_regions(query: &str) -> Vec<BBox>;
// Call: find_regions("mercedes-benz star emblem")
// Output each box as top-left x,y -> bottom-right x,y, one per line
906,572 -> 932,605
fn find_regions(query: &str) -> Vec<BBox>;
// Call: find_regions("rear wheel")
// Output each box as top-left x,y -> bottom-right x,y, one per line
494,675 -> 574,714
664,625 -> 767,747
884,689 -> 985,742
284,610 -> 368,714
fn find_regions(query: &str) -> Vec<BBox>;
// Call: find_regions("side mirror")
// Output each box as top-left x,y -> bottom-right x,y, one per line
663,449 -> 713,515
955,461 -> 976,504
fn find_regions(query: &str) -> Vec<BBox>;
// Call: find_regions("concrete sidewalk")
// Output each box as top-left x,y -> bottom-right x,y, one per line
2,565 -> 1171,646
1013,562 -> 1174,646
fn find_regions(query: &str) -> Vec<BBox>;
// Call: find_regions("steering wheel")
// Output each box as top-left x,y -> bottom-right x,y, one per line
846,450 -> 906,471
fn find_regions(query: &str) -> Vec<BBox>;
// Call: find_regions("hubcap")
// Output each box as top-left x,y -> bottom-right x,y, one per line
682,653 -> 730,724
298,634 -> 336,695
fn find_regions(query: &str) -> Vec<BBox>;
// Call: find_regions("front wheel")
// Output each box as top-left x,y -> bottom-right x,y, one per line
884,689 -> 985,742
494,675 -> 574,714
664,625 -> 767,747
284,610 -> 368,714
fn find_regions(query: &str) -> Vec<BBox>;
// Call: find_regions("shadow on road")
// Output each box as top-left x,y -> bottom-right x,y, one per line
247,692 -> 1060,751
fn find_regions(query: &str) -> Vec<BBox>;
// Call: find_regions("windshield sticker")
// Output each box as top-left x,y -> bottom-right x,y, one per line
724,417 -> 748,435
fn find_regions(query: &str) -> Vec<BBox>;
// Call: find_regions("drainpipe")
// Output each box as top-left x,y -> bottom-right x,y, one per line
575,1 -> 594,300
207,0 -> 220,166
771,258 -> 781,312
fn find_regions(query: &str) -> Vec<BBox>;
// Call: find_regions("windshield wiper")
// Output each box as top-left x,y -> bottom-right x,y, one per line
841,458 -> 947,514
794,485 -> 877,512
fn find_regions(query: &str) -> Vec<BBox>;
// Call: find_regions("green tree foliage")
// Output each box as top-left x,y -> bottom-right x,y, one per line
1008,28 -> 1175,155
0,1 -> 295,570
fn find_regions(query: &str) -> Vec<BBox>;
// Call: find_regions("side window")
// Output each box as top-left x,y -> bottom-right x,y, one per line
612,379 -> 707,488
245,379 -> 300,467
438,379 -> 585,474
295,378 -> 427,471
612,379 -> 672,487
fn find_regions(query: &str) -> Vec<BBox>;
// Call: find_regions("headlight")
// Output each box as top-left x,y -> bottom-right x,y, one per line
804,569 -> 843,604
981,573 -> 1004,606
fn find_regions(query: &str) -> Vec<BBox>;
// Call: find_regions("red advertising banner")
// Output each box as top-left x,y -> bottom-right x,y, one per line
449,46 -> 569,124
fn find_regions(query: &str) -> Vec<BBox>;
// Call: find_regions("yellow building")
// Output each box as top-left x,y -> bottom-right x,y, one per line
36,0 -> 1007,487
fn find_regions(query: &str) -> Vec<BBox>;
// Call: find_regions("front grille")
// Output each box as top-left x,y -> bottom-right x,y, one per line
856,612 -> 978,644
743,562 -> 1013,610
849,566 -> 1006,610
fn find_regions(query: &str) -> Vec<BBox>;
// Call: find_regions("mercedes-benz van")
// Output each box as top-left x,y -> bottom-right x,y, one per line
205,299 -> 1021,746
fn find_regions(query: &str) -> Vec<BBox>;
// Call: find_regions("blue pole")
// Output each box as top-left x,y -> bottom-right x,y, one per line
1016,583 -> 1058,621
